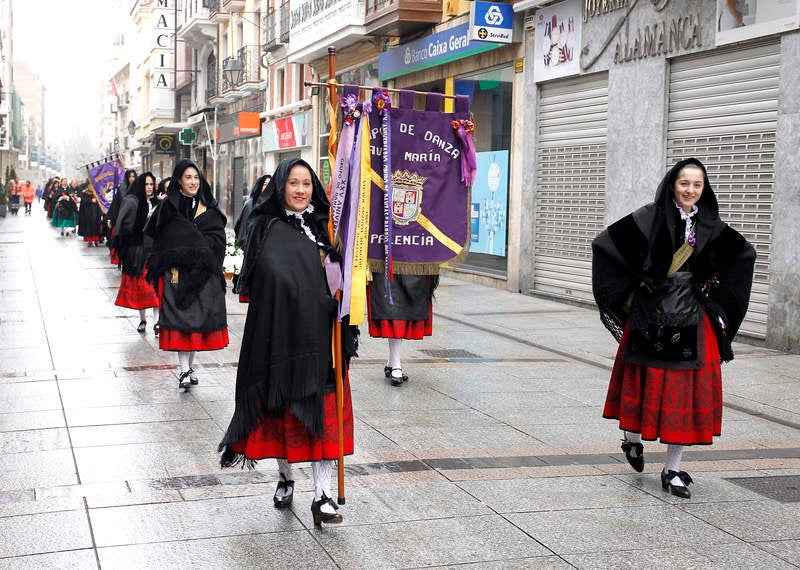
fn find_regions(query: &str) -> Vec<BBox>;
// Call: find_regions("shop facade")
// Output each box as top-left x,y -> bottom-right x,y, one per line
517,0 -> 800,350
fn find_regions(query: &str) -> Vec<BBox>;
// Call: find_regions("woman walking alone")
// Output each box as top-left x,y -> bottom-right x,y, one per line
593,158 -> 755,498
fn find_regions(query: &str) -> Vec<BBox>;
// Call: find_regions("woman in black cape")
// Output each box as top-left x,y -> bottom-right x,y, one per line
593,157 -> 755,498
77,181 -> 103,246
113,172 -> 161,335
145,159 -> 228,391
219,158 -> 356,526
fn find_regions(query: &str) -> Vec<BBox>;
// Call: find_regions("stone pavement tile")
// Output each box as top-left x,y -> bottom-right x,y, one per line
685,501 -> 800,541
59,379 -> 198,409
442,465 -> 606,481
0,381 -> 60,413
564,542 -> 795,569
315,514 -> 550,568
178,482 -> 271,501
0,496 -> 85,518
725,458 -> 800,470
488,404 -> 604,427
507,505 -> 739,556
85,488 -> 183,509
89,494 -> 303,547
517,421 -> 620,447
0,549 -> 97,569
0,449 -> 78,491
357,408 -> 502,430
64,401 -> 211,427
379,425 -> 544,451
350,381 -> 470,412
454,390 -> 588,412
70,419 -> 223,447
438,558 -> 573,569
0,350 -> 55,375
96,531 -> 334,570
199,400 -> 235,426
459,475 -> 662,513
1,428 -> 70,454
757,540 -> 800,566
74,439 -> 221,483
718,418 -> 800,442
0,410 -> 65,432
0,509 -> 93,558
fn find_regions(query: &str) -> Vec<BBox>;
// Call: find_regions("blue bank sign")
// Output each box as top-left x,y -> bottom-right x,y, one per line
379,23 -> 503,81
470,1 -> 514,44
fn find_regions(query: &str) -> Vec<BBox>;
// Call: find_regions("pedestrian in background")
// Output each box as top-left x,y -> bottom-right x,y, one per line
145,159 -> 228,391
113,173 -> 160,334
592,157 -> 756,499
21,180 -> 35,215
218,158 -> 355,527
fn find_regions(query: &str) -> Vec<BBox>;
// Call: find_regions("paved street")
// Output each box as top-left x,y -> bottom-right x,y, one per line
2,207 -> 800,569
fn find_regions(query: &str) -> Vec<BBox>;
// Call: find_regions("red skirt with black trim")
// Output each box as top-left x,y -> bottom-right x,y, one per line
366,286 -> 433,339
83,236 -> 101,243
603,314 -> 722,445
230,375 -> 354,463
115,273 -> 159,310
158,328 -> 229,352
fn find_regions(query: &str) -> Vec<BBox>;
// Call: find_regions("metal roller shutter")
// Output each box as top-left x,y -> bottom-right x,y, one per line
534,73 -> 608,302
667,40 -> 779,339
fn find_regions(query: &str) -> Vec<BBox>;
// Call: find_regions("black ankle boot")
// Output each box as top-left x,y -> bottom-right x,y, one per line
311,493 -> 343,526
661,469 -> 693,499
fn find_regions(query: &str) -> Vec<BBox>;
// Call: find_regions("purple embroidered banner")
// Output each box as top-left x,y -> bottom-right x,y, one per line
85,154 -> 125,213
366,91 -> 472,271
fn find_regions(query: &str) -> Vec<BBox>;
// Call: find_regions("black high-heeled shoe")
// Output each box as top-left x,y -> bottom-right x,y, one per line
187,367 -> 199,385
311,493 -> 343,526
178,370 -> 192,392
384,365 -> 392,378
273,474 -> 294,508
137,320 -> 147,333
661,469 -> 693,499
620,437 -> 644,472
153,324 -> 160,337
389,367 -> 408,386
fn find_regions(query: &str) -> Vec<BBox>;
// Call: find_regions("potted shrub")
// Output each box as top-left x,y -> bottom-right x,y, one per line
0,181 -> 7,218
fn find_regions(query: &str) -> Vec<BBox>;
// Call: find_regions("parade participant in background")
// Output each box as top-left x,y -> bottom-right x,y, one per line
43,178 -> 58,219
51,178 -> 78,236
21,181 -> 35,215
156,176 -> 170,200
219,158 -> 356,527
113,172 -> 161,334
145,159 -> 228,391
234,174 -> 270,252
368,274 -> 437,386
107,169 -> 137,264
593,157 -> 755,499
77,181 -> 103,246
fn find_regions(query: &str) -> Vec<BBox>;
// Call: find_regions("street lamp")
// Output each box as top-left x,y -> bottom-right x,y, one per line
127,121 -> 136,136
222,57 -> 244,88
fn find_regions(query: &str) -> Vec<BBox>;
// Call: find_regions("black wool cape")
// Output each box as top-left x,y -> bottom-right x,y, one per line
592,157 -> 756,364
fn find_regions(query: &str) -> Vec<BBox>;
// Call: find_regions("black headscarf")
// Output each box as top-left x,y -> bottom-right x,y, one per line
236,158 -> 335,297
233,174 -> 270,249
592,157 -> 756,361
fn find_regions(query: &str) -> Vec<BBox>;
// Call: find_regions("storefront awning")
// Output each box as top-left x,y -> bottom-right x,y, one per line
153,113 -> 204,133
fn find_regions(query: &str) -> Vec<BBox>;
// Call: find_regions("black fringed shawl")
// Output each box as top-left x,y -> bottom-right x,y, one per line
219,158 -> 351,468
592,157 -> 756,363
144,160 -> 227,330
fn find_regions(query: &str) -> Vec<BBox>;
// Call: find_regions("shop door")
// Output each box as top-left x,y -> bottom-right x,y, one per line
232,156 -> 245,221
534,72 -> 608,303
667,40 -> 779,339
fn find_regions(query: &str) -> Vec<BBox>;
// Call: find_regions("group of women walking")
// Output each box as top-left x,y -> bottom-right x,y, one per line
36,154 -> 756,524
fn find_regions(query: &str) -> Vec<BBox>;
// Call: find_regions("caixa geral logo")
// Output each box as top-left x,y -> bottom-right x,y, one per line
484,5 -> 504,26
404,47 -> 411,65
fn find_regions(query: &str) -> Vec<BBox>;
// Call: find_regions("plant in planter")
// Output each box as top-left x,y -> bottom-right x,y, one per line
0,181 -> 8,218
222,227 -> 244,279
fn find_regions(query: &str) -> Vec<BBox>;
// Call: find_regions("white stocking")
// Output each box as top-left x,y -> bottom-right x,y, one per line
665,444 -> 685,485
188,351 -> 196,368
138,309 -> 146,321
178,351 -> 191,373
388,338 -> 403,376
276,458 -> 293,480
312,460 -> 335,513
152,307 -> 160,321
